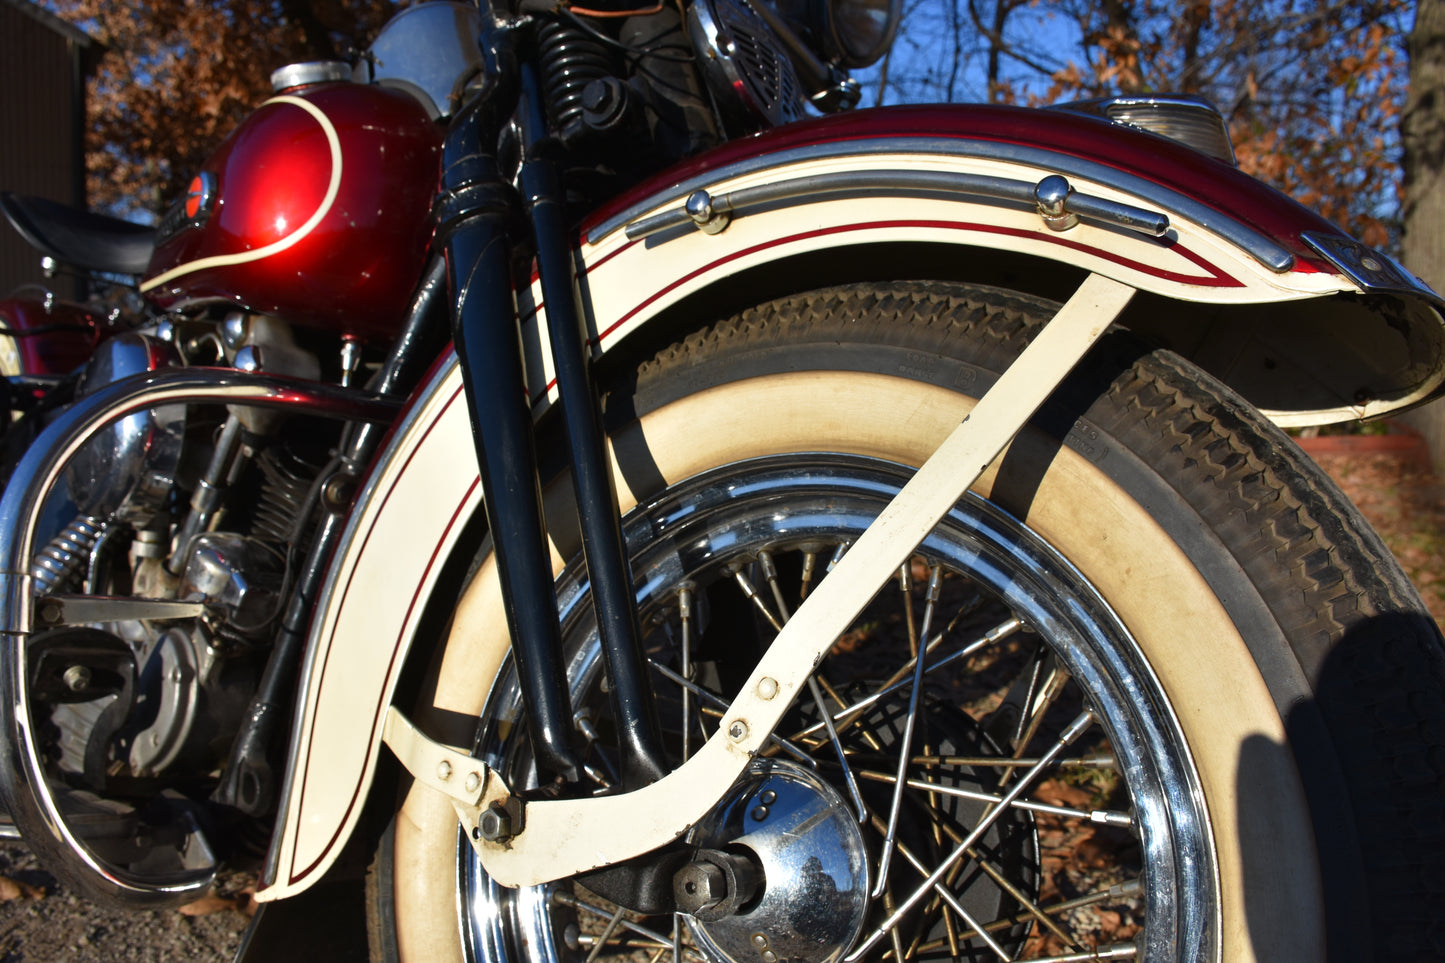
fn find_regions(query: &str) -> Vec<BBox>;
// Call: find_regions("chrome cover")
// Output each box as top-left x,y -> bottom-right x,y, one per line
1301,232 -> 1443,304
271,61 -> 352,93
687,759 -> 869,963
688,0 -> 804,128
65,333 -> 184,526
359,2 -> 484,119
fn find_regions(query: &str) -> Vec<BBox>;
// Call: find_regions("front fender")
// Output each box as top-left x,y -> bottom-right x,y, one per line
258,102 -> 1445,900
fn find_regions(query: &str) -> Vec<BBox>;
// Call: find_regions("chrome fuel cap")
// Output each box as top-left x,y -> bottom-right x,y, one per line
686,758 -> 869,963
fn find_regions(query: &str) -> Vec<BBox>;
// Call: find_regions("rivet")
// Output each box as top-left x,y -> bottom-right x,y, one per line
760,790 -> 776,805
464,771 -> 481,793
751,805 -> 770,821
761,952 -> 778,963
756,677 -> 779,700
437,760 -> 453,781
751,934 -> 768,949
1361,256 -> 1383,272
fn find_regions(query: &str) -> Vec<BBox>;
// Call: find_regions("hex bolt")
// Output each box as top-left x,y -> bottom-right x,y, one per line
674,860 -> 728,916
728,720 -> 749,742
477,801 -> 514,842
437,760 -> 453,781
62,665 -> 91,692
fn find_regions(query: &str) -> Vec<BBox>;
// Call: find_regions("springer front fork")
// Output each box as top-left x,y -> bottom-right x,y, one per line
437,47 -> 667,792
419,16 -> 1140,895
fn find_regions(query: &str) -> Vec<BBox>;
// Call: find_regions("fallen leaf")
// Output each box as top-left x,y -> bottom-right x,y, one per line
0,876 -> 45,901
179,893 -> 245,916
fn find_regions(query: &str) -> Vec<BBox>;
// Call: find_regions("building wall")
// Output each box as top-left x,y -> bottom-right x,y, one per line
0,0 -> 92,300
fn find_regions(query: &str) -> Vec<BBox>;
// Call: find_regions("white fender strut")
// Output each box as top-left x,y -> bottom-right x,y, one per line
453,273 -> 1135,886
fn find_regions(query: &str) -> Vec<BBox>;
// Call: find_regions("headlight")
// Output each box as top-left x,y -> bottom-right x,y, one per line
822,0 -> 900,68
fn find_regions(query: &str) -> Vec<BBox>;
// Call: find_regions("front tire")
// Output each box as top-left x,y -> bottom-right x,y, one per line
380,281 -> 1445,962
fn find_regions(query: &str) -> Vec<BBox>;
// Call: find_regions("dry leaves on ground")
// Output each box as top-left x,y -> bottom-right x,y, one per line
1307,450 -> 1445,629
0,875 -> 44,901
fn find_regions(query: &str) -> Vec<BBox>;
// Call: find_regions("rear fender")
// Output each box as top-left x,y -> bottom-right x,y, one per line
257,102 -> 1445,900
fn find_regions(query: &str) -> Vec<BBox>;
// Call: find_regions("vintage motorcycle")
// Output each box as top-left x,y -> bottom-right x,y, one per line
1,0 -> 1443,960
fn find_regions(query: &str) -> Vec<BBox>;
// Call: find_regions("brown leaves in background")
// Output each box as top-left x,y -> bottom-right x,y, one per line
51,0 -> 400,219
884,0 -> 1410,247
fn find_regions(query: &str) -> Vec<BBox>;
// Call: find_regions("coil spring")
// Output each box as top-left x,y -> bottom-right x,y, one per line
539,19 -> 613,133
31,515 -> 104,596
252,448 -> 314,545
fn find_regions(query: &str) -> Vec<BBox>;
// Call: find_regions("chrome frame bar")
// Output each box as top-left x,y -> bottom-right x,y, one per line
0,367 -> 399,904
0,368 -> 401,638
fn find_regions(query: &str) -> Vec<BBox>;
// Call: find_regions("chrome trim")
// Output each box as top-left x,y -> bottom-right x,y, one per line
595,135 -> 1294,272
271,60 -> 352,92
625,169 -> 1170,241
0,368 -> 399,903
1301,232 -> 1445,309
33,595 -> 206,627
1055,95 -> 1236,166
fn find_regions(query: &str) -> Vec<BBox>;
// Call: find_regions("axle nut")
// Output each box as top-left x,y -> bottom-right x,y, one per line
674,861 -> 728,916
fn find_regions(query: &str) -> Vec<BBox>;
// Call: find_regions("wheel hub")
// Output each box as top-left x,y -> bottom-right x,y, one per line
685,758 -> 869,963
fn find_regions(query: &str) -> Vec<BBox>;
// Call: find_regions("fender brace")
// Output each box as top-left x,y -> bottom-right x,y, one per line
384,271 -> 1138,886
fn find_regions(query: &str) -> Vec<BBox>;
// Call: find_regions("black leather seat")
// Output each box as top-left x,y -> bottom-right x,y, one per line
0,192 -> 156,276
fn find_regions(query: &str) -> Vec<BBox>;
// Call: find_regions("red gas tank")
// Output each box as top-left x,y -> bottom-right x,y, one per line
141,79 -> 442,342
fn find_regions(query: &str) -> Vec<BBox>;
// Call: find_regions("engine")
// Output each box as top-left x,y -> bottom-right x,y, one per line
30,311 -> 334,806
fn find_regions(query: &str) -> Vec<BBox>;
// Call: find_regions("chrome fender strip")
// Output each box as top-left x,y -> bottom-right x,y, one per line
591,136 -> 1296,273
467,273 -> 1137,887
626,170 -> 1172,244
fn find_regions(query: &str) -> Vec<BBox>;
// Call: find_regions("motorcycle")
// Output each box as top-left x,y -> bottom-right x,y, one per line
2,1 -> 1443,960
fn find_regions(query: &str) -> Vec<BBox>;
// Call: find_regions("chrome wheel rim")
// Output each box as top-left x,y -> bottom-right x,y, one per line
462,454 -> 1216,962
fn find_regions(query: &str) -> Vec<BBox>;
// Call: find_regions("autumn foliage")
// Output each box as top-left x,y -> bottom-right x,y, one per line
51,0 -> 398,219
878,0 -> 1410,246
56,0 -> 1409,246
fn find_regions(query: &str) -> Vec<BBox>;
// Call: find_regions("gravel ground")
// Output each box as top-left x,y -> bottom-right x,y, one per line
0,840 -> 251,963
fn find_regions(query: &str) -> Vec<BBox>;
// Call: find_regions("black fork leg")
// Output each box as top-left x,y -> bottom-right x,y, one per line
439,89 -> 584,784
515,63 -> 668,789
439,43 -> 667,789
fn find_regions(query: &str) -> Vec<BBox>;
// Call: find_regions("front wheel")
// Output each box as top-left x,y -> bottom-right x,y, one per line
379,281 -> 1445,962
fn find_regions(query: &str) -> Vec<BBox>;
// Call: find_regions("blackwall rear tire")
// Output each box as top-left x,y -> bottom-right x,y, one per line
377,281 -> 1445,962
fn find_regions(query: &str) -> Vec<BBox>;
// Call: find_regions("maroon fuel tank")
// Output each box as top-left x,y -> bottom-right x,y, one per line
140,82 -> 442,342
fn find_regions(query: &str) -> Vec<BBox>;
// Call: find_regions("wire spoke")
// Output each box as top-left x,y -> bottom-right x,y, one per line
554,893 -> 709,962
787,616 -> 1024,745
874,564 -> 942,896
846,709 -> 1097,961
857,768 -> 1132,828
648,658 -> 818,766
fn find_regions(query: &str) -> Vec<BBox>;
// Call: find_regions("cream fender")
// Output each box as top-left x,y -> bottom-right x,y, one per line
256,128 -> 1441,899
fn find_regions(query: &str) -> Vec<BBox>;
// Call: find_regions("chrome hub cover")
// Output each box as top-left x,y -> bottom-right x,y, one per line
686,758 -> 869,963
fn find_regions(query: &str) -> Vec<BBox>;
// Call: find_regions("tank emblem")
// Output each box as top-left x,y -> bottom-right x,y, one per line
183,172 -> 217,221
